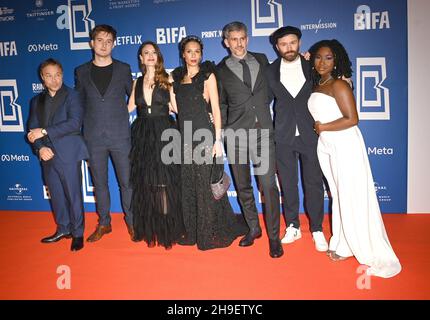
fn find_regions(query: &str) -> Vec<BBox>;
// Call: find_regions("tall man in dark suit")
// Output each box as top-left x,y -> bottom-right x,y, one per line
266,26 -> 328,252
75,24 -> 135,242
217,21 -> 283,258
27,58 -> 89,251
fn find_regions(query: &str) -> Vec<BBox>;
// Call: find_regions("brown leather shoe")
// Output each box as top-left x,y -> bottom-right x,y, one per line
127,224 -> 138,242
86,224 -> 112,242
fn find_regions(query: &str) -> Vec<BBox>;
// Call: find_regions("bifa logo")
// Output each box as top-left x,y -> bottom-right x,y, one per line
354,5 -> 390,31
81,160 -> 95,203
43,161 -> 95,203
156,27 -> 186,44
0,41 -> 18,56
356,57 -> 390,120
0,79 -> 24,132
251,0 -> 284,37
56,0 -> 95,50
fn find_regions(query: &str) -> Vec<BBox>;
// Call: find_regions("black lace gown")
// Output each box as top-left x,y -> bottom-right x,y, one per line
172,61 -> 247,251
130,77 -> 184,249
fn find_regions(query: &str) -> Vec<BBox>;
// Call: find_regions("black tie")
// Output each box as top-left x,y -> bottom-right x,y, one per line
239,59 -> 252,90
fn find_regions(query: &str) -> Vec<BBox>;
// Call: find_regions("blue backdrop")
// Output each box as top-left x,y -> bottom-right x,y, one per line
0,0 -> 407,214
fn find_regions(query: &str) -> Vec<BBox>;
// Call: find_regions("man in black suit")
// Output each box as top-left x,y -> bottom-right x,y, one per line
75,24 -> 135,242
217,21 -> 283,258
27,58 -> 88,251
266,26 -> 328,252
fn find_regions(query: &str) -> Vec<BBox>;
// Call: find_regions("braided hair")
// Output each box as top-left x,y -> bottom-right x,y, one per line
309,39 -> 353,88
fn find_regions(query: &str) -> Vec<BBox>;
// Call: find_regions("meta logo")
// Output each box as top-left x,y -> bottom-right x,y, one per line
251,0 -> 284,37
368,147 -> 394,155
0,79 -> 24,132
354,5 -> 390,31
356,57 -> 390,120
1,154 -> 30,162
27,43 -> 59,52
56,0 -> 95,50
0,41 -> 17,56
156,27 -> 186,44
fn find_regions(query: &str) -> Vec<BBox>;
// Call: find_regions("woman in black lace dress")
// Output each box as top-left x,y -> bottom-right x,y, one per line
128,41 -> 184,249
169,35 -> 247,251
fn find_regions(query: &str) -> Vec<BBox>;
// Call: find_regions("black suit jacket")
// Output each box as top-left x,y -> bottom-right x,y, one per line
217,52 -> 273,131
74,59 -> 132,142
266,56 -> 318,146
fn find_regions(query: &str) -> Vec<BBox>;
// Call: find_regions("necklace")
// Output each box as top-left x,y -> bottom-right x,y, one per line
318,76 -> 333,86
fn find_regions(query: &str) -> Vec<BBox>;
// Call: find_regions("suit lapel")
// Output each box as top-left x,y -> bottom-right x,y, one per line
86,60 -> 116,97
48,88 -> 68,125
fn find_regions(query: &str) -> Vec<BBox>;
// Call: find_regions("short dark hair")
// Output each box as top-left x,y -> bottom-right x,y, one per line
270,25 -> 302,45
179,35 -> 204,54
39,58 -> 63,75
222,21 -> 248,39
89,24 -> 117,41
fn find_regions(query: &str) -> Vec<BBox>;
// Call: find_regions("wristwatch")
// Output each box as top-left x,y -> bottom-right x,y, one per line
41,128 -> 47,136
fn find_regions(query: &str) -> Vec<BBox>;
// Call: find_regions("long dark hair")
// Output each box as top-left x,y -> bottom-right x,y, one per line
137,41 -> 170,90
309,39 -> 353,88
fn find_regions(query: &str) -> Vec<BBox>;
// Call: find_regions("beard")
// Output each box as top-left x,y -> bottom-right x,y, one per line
282,50 -> 299,62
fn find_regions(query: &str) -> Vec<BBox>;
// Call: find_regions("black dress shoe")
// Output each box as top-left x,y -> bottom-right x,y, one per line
71,237 -> 84,251
269,239 -> 284,258
41,232 -> 72,243
239,228 -> 262,247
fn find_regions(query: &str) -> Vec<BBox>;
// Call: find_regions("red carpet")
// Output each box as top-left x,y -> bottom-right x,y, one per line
0,211 -> 429,299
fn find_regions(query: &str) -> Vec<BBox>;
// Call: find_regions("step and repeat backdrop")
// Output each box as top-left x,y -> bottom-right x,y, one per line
0,0 -> 407,214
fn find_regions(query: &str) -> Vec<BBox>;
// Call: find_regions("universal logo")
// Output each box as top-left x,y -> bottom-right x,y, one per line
0,79 -> 24,132
251,0 -> 284,37
354,5 -> 390,31
7,183 -> 31,201
56,0 -> 95,50
28,43 -> 59,52
356,57 -> 390,120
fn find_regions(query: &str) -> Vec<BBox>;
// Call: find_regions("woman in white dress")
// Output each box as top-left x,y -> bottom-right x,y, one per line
307,39 -> 401,278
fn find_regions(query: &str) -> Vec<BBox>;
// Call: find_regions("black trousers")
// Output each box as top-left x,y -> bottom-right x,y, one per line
276,136 -> 324,232
226,124 -> 280,241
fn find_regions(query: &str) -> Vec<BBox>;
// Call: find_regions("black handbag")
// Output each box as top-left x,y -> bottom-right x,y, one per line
210,156 -> 231,200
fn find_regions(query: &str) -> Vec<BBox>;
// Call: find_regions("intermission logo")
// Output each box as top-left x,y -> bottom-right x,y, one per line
356,57 -> 390,120
354,5 -> 390,31
27,43 -> 59,53
7,183 -> 32,201
108,0 -> 140,10
156,26 -> 186,44
251,0 -> 284,37
301,19 -> 337,33
56,0 -> 95,50
115,35 -> 143,46
26,0 -> 55,21
0,79 -> 24,132
0,41 -> 17,57
0,6 -> 15,22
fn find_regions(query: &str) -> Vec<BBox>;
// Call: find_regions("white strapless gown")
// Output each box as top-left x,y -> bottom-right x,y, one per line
308,92 -> 401,278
